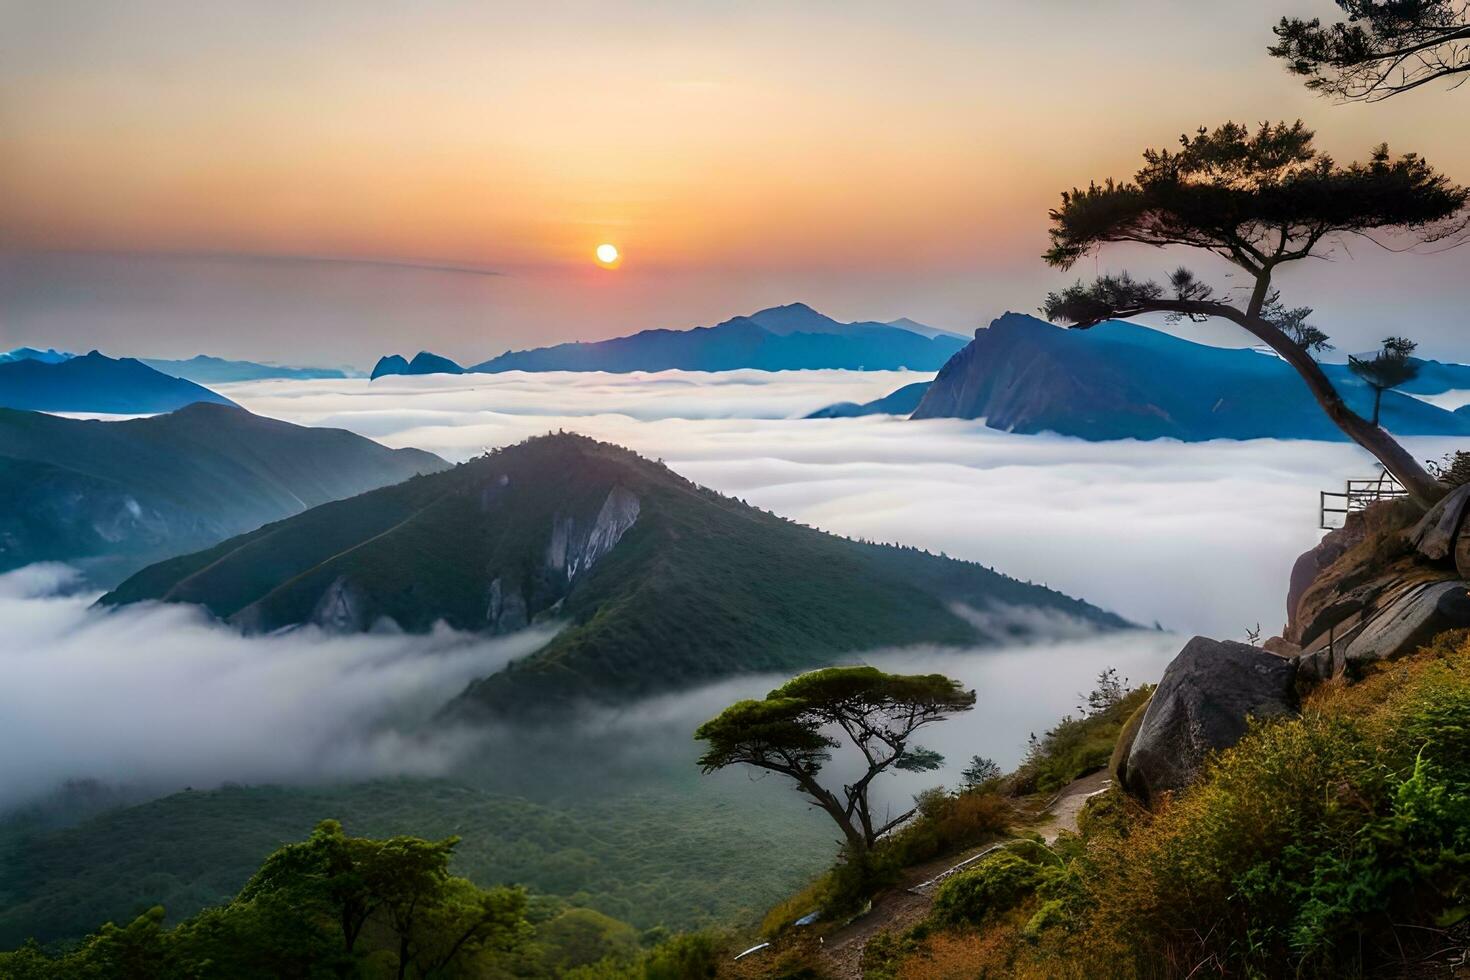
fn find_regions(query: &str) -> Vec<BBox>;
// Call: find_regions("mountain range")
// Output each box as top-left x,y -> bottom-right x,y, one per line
366,303 -> 967,378
139,355 -> 353,383
0,404 -> 447,581
807,313 -> 1470,440
0,352 -> 239,415
102,432 -> 1128,710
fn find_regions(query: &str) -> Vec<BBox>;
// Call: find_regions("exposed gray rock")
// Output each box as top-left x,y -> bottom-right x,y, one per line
310,575 -> 370,632
1409,483 -> 1470,561
1123,636 -> 1298,803
1286,517 -> 1366,638
1342,579 -> 1470,675
545,486 -> 640,581
485,576 -> 528,632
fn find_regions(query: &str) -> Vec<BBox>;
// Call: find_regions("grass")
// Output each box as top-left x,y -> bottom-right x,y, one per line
866,629 -> 1470,979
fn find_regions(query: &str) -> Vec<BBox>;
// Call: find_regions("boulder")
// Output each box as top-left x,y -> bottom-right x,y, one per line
1286,517 -> 1366,639
1341,579 -> 1470,676
1408,483 -> 1470,562
1122,637 -> 1298,804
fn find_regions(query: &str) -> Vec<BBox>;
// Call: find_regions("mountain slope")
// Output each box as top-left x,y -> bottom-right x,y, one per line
0,348 -> 73,365
910,313 -> 1470,440
103,433 -> 1128,709
0,404 -> 448,580
0,351 -> 237,414
140,355 -> 351,383
806,381 -> 934,418
467,304 -> 967,373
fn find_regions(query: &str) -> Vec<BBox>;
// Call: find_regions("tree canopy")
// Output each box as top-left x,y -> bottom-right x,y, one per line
0,820 -> 531,980
1350,337 -> 1421,425
1272,1 -> 1470,102
1043,121 -> 1467,506
695,666 -> 975,851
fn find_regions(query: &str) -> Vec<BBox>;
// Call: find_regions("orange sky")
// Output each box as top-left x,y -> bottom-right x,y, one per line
2,1 -> 1468,363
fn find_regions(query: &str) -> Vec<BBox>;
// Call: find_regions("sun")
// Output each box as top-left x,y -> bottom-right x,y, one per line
595,243 -> 620,266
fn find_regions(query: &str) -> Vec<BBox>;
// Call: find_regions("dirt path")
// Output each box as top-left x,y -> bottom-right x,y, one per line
1032,769 -> 1112,843
815,772 -> 1112,979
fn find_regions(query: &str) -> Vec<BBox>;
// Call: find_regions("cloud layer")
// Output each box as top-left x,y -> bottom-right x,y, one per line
227,370 -> 1466,637
0,565 -> 556,810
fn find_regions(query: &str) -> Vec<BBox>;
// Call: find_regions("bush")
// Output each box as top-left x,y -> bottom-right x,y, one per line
1010,685 -> 1152,795
931,851 -> 1042,927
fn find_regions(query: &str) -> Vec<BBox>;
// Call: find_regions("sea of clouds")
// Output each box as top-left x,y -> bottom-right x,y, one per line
6,368 -> 1463,809
226,369 -> 1467,636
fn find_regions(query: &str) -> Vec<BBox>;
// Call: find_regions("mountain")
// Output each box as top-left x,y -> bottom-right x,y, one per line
1398,356 -> 1470,396
886,317 -> 967,341
806,381 -> 933,418
102,432 -> 1128,709
0,403 -> 448,581
466,303 -> 967,373
0,347 -> 73,365
0,351 -> 238,414
909,313 -> 1470,440
371,351 -> 465,379
140,355 -> 352,383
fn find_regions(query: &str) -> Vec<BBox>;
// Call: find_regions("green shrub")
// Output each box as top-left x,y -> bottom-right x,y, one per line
1010,684 -> 1152,795
931,851 -> 1042,927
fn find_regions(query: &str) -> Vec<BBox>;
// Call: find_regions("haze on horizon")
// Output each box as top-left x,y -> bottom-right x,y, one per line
2,0 -> 1469,365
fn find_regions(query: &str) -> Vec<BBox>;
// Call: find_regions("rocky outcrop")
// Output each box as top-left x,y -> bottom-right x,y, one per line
309,575 -> 371,632
1339,580 -> 1470,676
547,486 -> 640,581
485,576 -> 529,632
1123,637 -> 1298,804
1409,483 -> 1470,562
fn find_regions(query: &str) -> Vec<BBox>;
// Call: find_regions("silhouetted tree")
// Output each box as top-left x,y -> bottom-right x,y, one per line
694,666 -> 975,851
1350,336 -> 1421,425
1272,1 -> 1470,102
1043,120 -> 1467,507
960,755 -> 1002,790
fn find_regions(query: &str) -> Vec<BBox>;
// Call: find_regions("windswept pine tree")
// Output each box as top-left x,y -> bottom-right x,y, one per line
1272,0 -> 1470,102
1042,121 -> 1467,506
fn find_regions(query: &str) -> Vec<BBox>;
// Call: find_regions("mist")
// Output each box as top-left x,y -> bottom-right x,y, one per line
223,370 -> 1469,637
0,564 -> 556,811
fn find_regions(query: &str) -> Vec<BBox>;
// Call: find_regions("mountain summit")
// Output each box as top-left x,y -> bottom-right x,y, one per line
908,313 -> 1470,440
103,432 -> 1128,710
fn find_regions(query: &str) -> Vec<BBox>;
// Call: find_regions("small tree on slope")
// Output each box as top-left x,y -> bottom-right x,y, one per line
694,666 -> 975,852
1350,336 -> 1421,426
1042,120 -> 1466,507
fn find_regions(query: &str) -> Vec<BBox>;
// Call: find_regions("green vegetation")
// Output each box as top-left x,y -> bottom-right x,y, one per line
0,819 -> 742,980
0,778 -> 835,951
865,631 -> 1470,978
0,820 -> 529,979
1010,670 -> 1152,795
106,433 -> 1128,709
0,403 -> 445,579
696,667 -> 976,852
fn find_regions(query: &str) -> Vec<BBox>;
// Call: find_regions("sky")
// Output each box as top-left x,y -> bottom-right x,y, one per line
2,0 -> 1469,365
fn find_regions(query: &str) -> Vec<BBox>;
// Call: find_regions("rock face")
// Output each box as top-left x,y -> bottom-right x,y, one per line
1340,580 -> 1470,675
1123,637 -> 1298,803
1409,483 -> 1470,562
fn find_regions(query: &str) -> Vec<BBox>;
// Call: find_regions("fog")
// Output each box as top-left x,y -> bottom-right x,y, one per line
527,628 -> 1184,815
226,370 -> 1468,637
0,559 -> 1179,816
9,369 -> 1461,812
0,564 -> 556,810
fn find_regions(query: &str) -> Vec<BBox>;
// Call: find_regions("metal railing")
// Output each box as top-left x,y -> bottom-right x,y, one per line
1320,469 -> 1407,529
